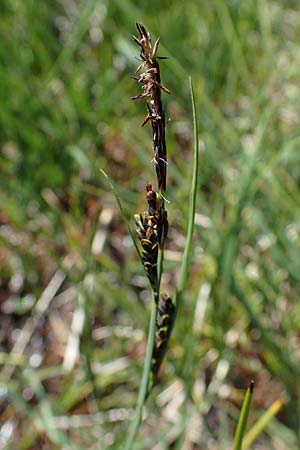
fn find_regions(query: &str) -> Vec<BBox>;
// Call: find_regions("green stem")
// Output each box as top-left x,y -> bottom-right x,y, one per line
124,298 -> 157,450
242,399 -> 283,450
124,249 -> 164,450
157,247 -> 164,287
175,77 -> 199,307
233,381 -> 255,450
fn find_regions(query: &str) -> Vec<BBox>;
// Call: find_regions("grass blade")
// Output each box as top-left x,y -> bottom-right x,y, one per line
124,290 -> 158,450
233,381 -> 255,450
100,168 -> 142,263
242,399 -> 283,449
175,76 -> 199,307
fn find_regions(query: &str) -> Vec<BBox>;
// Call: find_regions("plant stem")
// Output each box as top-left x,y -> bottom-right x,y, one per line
175,77 -> 199,305
124,249 -> 164,450
233,381 -> 255,450
124,298 -> 157,450
242,399 -> 283,450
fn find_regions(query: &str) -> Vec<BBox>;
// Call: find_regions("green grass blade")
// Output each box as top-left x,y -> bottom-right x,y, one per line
175,77 -> 199,306
242,399 -> 283,449
124,239 -> 165,450
100,168 -> 142,263
233,381 -> 255,450
124,289 -> 158,450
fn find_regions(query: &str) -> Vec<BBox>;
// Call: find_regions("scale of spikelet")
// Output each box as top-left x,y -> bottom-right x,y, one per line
134,212 -> 158,292
146,182 -> 168,248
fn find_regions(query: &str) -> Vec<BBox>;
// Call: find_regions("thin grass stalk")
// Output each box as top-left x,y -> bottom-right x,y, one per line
124,248 -> 164,450
175,77 -> 199,307
242,399 -> 283,449
124,290 -> 158,450
99,169 -> 143,264
233,381 -> 255,450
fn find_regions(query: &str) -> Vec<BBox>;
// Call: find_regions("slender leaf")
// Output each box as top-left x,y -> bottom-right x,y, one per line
233,381 -> 255,450
242,399 -> 283,449
175,77 -> 199,307
100,168 -> 142,263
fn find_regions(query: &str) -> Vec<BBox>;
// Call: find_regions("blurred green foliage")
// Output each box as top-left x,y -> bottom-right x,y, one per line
1,0 -> 300,449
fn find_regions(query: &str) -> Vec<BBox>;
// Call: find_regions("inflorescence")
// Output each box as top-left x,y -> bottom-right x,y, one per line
132,23 -> 174,379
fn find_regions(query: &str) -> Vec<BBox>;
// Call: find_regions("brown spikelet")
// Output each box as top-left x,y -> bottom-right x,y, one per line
146,182 -> 168,248
135,212 -> 158,291
151,294 -> 175,377
132,24 -> 172,383
132,22 -> 170,194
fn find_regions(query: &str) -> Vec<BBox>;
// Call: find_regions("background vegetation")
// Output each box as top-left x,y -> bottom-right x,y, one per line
1,0 -> 300,449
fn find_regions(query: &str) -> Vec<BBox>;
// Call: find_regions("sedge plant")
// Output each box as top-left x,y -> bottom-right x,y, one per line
123,23 -> 199,449
100,23 -> 285,450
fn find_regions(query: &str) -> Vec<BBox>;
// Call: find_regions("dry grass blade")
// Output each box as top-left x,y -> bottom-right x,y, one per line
0,259 -> 69,380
